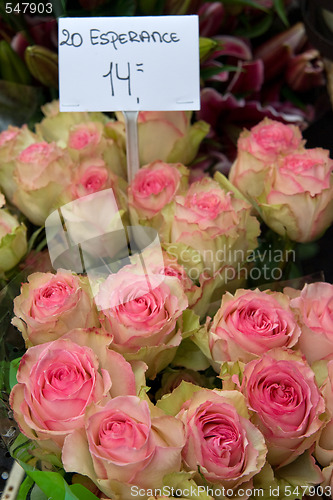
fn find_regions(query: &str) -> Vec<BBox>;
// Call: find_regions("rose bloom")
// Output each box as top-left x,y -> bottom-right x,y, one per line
62,396 -> 185,499
0,125 -> 37,201
12,270 -> 100,346
316,360 -> 333,466
0,201 -> 27,275
288,282 -> 333,364
178,388 -> 267,498
10,329 -> 137,450
12,141 -> 73,225
209,288 -> 301,363
35,100 -> 106,146
322,463 -> 333,494
259,149 -> 333,242
230,119 -> 304,199
241,348 -> 326,467
97,266 -> 188,378
129,248 -> 200,307
128,161 -> 188,219
36,104 -> 127,178
230,119 -> 333,242
237,118 -> 303,163
68,121 -> 103,153
67,122 -> 126,179
170,177 -> 260,276
71,159 -> 110,198
106,110 -> 209,166
128,161 -> 189,242
70,157 -> 127,209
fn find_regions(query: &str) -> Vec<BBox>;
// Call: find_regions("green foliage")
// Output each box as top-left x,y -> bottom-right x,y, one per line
9,356 -> 21,390
235,11 -> 274,38
273,0 -> 289,26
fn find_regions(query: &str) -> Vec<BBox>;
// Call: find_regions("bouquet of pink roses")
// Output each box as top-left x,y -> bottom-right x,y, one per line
0,104 -> 333,500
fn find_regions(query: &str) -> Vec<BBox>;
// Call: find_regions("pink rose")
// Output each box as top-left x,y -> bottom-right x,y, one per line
97,266 -> 188,377
230,119 -> 333,242
209,289 -> 301,363
130,248 -> 200,307
0,203 -> 27,274
72,159 -> 109,198
36,100 -> 105,145
322,464 -> 333,494
67,121 -> 127,179
241,348 -> 325,467
107,111 -> 209,166
68,122 -> 103,152
36,105 -> 127,178
237,118 -> 303,163
129,161 -> 188,218
0,128 -> 22,149
0,125 -> 37,201
128,161 -> 189,241
289,282 -> 333,364
261,148 -> 333,242
170,177 -> 260,277
178,388 -> 267,496
62,396 -> 185,498
12,270 -> 100,346
70,158 -> 127,207
10,328 -> 137,449
316,360 -> 333,466
273,149 -> 332,195
13,141 -> 73,225
0,126 -> 37,162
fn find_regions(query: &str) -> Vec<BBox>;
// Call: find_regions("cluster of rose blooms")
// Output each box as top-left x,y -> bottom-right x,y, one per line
0,102 -> 333,499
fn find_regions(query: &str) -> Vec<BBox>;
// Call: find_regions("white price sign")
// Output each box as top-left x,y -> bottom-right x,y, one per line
58,16 -> 200,112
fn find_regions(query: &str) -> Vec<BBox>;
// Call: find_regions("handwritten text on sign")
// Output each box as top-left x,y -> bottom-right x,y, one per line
58,16 -> 200,112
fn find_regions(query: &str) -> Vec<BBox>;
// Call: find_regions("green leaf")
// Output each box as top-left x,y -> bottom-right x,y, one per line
201,65 -> 242,80
24,471 -> 74,500
69,484 -> 100,500
0,3 -> 27,32
10,433 -> 36,464
297,242 -> 319,260
214,171 -> 250,203
173,339 -> 210,371
0,41 -> 31,85
181,309 -> 200,337
0,360 -> 10,393
9,356 -> 22,390
27,226 -> 45,254
22,471 -> 100,500
17,475 -> 34,500
274,0 -> 289,26
236,11 -> 274,38
199,37 -> 218,62
0,80 -> 42,131
156,380 -> 202,415
50,0 -> 67,17
275,450 -> 324,499
281,85 -> 306,110
30,484 -> 50,500
164,471 -> 214,499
